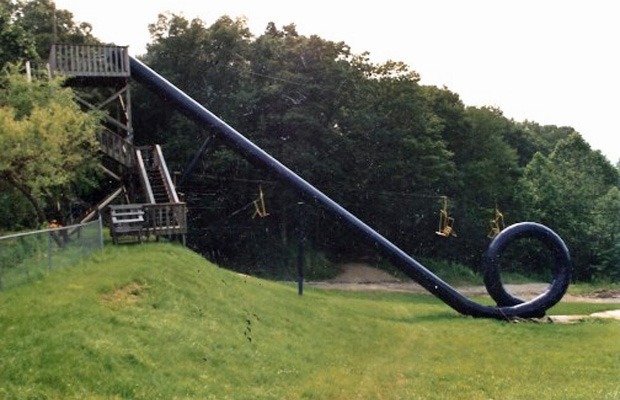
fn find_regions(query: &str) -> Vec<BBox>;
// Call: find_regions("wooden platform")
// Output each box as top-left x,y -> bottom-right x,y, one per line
109,203 -> 187,244
49,44 -> 130,78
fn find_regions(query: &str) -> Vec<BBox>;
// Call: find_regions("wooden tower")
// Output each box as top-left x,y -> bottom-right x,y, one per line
49,44 -> 187,244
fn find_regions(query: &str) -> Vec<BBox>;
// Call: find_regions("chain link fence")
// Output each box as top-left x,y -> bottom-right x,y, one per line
0,216 -> 104,291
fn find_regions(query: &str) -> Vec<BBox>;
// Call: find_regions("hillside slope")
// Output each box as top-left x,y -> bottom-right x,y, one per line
0,243 -> 618,399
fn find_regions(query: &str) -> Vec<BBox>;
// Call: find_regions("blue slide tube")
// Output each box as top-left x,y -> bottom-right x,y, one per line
129,57 -> 571,319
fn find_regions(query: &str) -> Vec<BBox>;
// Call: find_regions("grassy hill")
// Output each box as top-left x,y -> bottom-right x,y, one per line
0,243 -> 618,399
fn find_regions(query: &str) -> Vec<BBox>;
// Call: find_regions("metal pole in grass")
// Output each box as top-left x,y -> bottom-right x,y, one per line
47,229 -> 53,271
296,201 -> 305,296
0,247 -> 3,291
98,212 -> 104,250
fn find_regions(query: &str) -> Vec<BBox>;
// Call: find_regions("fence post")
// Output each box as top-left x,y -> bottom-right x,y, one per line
47,230 -> 53,271
98,212 -> 104,250
0,255 -> 3,291
296,201 -> 306,296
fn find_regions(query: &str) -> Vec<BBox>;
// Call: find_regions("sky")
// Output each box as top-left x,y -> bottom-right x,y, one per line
54,0 -> 619,164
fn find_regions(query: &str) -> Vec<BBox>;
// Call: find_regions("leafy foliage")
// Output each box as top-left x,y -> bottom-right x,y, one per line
1,0 -> 97,69
0,0 -> 37,68
516,134 -> 620,280
12,0 -> 98,60
0,67 -> 101,227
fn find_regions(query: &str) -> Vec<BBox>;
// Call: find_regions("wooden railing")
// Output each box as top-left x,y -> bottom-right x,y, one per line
109,203 -> 187,243
143,203 -> 187,236
49,44 -> 130,78
135,149 -> 155,204
97,129 -> 135,167
154,145 -> 180,203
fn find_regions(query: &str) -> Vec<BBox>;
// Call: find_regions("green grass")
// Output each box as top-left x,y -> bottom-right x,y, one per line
1,223 -> 102,290
0,243 -> 619,399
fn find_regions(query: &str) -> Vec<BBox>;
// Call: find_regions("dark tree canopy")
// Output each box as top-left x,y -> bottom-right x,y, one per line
2,5 -> 618,281
0,1 -> 37,67
129,13 -> 620,280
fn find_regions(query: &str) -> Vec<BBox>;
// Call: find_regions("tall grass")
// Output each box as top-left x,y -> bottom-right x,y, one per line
0,243 -> 618,399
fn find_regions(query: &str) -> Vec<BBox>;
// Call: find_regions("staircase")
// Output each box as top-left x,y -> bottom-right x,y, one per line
131,145 -> 186,241
138,146 -> 171,203
135,145 -> 179,204
148,166 -> 169,203
72,116 -> 187,243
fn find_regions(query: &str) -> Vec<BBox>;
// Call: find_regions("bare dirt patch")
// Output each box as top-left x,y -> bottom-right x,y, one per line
308,263 -> 620,304
588,289 -> 620,299
326,263 -> 402,284
101,282 -> 146,308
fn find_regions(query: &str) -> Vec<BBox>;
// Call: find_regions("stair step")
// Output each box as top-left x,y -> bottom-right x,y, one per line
135,144 -> 180,205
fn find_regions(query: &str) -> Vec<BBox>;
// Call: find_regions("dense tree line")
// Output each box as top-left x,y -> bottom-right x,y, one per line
133,13 -> 619,281
1,2 -> 618,281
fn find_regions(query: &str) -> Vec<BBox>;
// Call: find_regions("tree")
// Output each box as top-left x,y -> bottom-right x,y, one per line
247,23 -> 357,184
0,180 -> 33,231
515,133 -> 620,280
0,0 -> 37,68
589,186 -> 620,281
333,61 -> 456,256
430,105 -> 520,267
0,67 -> 101,227
136,14 -> 253,154
243,23 -> 366,255
13,0 -> 98,60
505,122 -> 575,166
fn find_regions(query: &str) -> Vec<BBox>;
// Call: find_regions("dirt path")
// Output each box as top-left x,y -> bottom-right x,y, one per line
307,263 -> 620,304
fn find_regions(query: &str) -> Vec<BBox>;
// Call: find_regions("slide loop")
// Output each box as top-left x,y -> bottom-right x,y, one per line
483,222 -> 572,310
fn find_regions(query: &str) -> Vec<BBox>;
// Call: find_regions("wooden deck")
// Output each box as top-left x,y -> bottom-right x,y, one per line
110,203 -> 187,243
143,203 -> 188,237
49,44 -> 130,78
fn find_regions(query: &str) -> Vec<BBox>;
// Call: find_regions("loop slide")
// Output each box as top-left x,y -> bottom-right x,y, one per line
482,222 -> 571,312
130,57 -> 572,320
